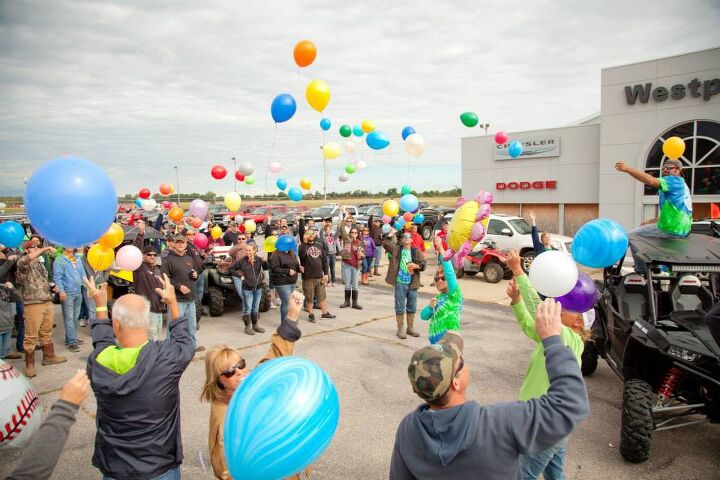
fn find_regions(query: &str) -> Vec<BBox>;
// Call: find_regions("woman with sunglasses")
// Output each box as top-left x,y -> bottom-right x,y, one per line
419,237 -> 462,344
201,291 -> 310,480
229,243 -> 268,335
338,212 -> 365,309
360,227 -> 376,285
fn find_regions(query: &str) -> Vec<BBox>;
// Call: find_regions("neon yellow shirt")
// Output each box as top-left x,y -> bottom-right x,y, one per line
96,341 -> 149,375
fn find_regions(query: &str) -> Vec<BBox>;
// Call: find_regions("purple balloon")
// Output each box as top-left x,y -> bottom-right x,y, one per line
555,272 -> 598,313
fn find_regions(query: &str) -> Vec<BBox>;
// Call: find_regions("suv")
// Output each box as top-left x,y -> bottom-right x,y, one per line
586,233 -> 720,463
245,205 -> 289,235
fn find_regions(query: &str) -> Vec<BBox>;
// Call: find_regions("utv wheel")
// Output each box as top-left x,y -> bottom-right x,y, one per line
195,298 -> 203,329
259,283 -> 272,313
483,261 -> 504,284
620,379 -> 654,463
520,251 -> 536,274
256,223 -> 265,236
503,268 -> 513,280
208,286 -> 224,317
581,340 -> 599,376
421,224 -> 433,240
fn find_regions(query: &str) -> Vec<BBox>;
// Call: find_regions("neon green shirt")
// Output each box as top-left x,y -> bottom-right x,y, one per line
96,341 -> 149,375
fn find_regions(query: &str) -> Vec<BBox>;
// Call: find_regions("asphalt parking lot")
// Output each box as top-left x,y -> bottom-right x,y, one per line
1,272 -> 718,480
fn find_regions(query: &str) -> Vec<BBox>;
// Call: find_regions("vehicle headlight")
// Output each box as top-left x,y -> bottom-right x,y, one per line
667,345 -> 701,362
220,277 -> 233,284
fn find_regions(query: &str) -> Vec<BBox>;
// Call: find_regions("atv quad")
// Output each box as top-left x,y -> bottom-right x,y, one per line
586,233 -> 720,463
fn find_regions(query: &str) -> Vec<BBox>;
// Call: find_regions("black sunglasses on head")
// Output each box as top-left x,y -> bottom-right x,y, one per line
220,359 -> 246,378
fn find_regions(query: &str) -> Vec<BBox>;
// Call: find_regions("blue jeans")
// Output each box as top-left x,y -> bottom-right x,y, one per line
361,257 -> 373,273
167,301 -> 197,348
326,254 -> 337,283
394,282 -> 418,314
0,330 -> 11,359
630,224 -> 680,272
103,466 -> 180,480
275,284 -> 294,321
61,292 -> 82,346
15,300 -> 24,352
341,263 -> 359,291
373,245 -> 383,268
82,286 -> 96,321
520,438 -> 568,480
242,287 -> 262,314
195,274 -> 205,303
148,312 -> 163,341
232,276 -> 243,298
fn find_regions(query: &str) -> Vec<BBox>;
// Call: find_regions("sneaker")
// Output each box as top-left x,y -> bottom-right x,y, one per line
78,318 -> 88,327
308,313 -> 316,323
68,344 -> 80,353
331,282 -> 336,287
321,312 -> 336,319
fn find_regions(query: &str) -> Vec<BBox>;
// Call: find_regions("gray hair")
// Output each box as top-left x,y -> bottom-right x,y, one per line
112,296 -> 151,330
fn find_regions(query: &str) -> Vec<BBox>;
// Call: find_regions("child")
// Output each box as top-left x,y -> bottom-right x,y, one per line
0,281 -> 23,360
360,226 -> 376,285
420,237 -> 463,344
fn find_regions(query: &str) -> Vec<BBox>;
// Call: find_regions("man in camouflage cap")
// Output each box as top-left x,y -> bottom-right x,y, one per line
408,332 -> 464,403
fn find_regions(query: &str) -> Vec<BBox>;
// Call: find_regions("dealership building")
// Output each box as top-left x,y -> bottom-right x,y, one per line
461,47 -> 720,236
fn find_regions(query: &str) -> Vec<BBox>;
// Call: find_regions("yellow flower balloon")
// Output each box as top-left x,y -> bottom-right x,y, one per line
306,79 -> 330,112
300,178 -> 312,190
98,223 -> 124,249
361,120 -> 376,133
448,201 -> 480,252
383,199 -> 400,217
88,243 -> 115,271
211,226 -> 222,239
224,192 -> 242,212
662,136 -> 685,160
322,142 -> 341,160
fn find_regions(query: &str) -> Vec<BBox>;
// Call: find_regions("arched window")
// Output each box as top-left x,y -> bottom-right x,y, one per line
643,120 -> 720,197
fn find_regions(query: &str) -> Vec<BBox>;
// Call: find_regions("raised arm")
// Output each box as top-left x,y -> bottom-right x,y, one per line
507,278 -> 541,342
615,161 -> 661,189
508,251 -> 542,315
257,291 -> 303,364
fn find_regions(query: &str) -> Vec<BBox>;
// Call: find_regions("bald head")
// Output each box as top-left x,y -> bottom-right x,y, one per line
112,294 -> 151,330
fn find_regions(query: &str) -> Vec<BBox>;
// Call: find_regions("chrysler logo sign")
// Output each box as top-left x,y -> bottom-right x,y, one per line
493,137 -> 561,160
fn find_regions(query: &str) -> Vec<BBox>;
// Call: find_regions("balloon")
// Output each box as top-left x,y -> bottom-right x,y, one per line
87,244 -> 115,271
383,200 -> 400,216
414,213 -> 425,224
338,173 -> 349,182
0,359 -> 43,450
339,125 -> 352,137
288,187 -> 303,202
529,251 -> 579,298
138,188 -> 151,199
299,178 -> 312,190
141,199 -> 157,212
194,232 -> 209,249
361,120 -> 375,133
238,161 -> 255,176
555,272 -> 598,313
168,207 -> 184,222
401,185 -> 412,195
460,112 -> 479,127
345,164 -> 356,174
234,215 -> 244,223
0,221 -> 25,248
356,160 -> 366,170
276,178 -> 288,191
343,141 -> 356,154
366,131 -> 390,150
381,214 -> 391,224
322,142 -> 341,160
211,165 -> 227,180
25,157 -> 117,248
235,171 -> 245,182
271,93 -> 297,123
115,245 -> 143,271
268,161 -> 283,174
189,199 -> 208,219
211,226 -> 222,239
572,219 -> 629,268
494,131 -> 508,144
663,136 -> 685,159
399,194 -> 419,212
306,79 -> 330,112
224,192 -> 242,211
403,212 -> 414,222
244,219 -> 257,234
239,224 -> 246,233
191,217 -> 202,229
446,193 -> 493,264
135,198 -> 142,208
382,224 -> 391,234
161,201 -> 172,209
159,183 -> 173,196
401,126 -> 416,141
395,217 -> 406,229
293,40 -> 317,68
244,176 -> 255,185
352,125 -> 364,137
98,223 -> 124,249
320,118 -> 331,131
263,235 -> 277,253
405,133 -> 425,156
275,235 -> 295,253
508,141 -> 523,158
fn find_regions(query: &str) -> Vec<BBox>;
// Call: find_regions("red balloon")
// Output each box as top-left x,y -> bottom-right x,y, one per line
403,212 -> 414,222
138,188 -> 151,199
193,233 -> 209,249
211,165 -> 227,180
191,217 -> 202,229
235,171 -> 245,182
239,224 -> 246,233
494,131 -> 508,145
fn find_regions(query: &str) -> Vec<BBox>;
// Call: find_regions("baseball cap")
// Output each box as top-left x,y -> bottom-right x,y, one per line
142,245 -> 157,254
663,159 -> 683,169
408,332 -> 464,401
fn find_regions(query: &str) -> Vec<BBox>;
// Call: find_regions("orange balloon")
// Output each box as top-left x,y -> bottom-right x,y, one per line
191,217 -> 202,229
168,206 -> 184,222
98,223 -> 124,249
403,212 -> 414,222
159,183 -> 173,196
293,40 -> 316,68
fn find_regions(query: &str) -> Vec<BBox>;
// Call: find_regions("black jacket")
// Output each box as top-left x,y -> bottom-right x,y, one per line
229,256 -> 268,290
132,262 -> 165,313
269,251 -> 299,286
185,243 -> 205,273
298,240 -> 328,280
160,251 -> 196,302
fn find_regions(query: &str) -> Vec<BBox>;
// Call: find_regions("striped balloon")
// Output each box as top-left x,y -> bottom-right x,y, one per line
224,357 -> 340,480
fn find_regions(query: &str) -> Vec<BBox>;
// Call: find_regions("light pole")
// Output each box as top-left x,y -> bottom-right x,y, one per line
173,166 -> 180,203
232,157 -> 237,192
480,123 -> 490,135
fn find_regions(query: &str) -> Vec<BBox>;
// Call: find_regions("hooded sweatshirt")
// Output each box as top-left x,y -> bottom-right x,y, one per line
160,250 -> 197,302
389,336 -> 589,480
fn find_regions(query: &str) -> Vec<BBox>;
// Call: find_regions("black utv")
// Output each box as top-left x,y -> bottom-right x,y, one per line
584,233 -> 720,463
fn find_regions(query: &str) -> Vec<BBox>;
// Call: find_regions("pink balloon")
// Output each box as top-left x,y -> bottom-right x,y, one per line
476,203 -> 491,221
476,191 -> 493,205
494,131 -> 508,144
442,249 -> 455,261
189,199 -> 208,219
194,232 -> 209,249
115,245 -> 143,271
470,222 -> 486,242
455,197 -> 467,208
268,162 -> 283,174
382,214 -> 392,224
161,201 -> 172,209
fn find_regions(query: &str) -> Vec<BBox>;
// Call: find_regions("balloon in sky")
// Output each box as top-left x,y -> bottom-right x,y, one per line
508,141 -> 524,158
663,136 -> 685,160
211,165 -> 227,180
383,200 -> 400,217
276,178 -> 287,191
168,207 -> 184,222
189,199 -> 208,219
494,131 -> 508,144
288,187 -> 303,202
344,141 -> 356,154
345,164 -> 356,174
159,183 -> 173,196
399,194 -> 419,212
401,185 -> 412,195
401,126 -> 416,141
0,221 -> 25,248
320,118 -> 331,131
293,40 -> 317,68
404,133 -> 425,157
135,198 -> 142,208
322,142 -> 341,160
366,131 -> 390,150
271,94 -> 297,123
268,161 -> 283,174
235,171 -> 245,182
356,160 -> 367,170
352,125 -> 364,137
572,219 -> 628,268
361,120 -> 375,133
306,80 -> 330,112
299,178 -> 312,190
238,161 -> 255,176
224,192 -> 242,211
460,112 -> 479,127
339,125 -> 352,137
338,173 -> 349,182
138,188 -> 151,199
244,176 -> 255,185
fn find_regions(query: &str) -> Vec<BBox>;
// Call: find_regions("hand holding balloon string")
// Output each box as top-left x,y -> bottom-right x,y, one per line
506,250 -> 524,277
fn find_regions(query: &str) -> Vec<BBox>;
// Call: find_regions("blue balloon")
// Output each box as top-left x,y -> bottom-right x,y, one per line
413,213 -> 424,224
276,178 -> 288,191
352,125 -> 364,137
572,219 -> 629,268
0,221 -> 25,248
25,157 -> 117,248
395,218 -> 406,230
287,187 -> 303,202
275,234 -> 296,253
271,94 -> 297,123
382,224 -> 391,234
399,194 -> 419,213
401,126 -> 416,141
508,140 -> 524,158
366,131 -> 390,150
224,357 -> 339,480
319,118 -> 331,131
135,198 -> 143,208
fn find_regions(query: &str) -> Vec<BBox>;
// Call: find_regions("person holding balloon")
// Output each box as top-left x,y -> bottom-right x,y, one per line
385,231 -> 426,339
53,247 -> 88,353
322,223 -> 341,287
359,226 -> 376,285
338,211 -> 365,310
420,237 -> 464,344
269,239 -> 300,322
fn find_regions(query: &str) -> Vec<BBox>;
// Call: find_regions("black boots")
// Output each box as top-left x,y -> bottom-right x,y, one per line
243,314 -> 254,335
251,312 -> 265,333
340,290 -> 351,308
351,290 -> 362,310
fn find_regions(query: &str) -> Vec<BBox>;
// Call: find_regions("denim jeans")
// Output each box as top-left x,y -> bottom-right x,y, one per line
148,312 -> 163,341
0,330 -> 11,359
361,257 -> 373,273
275,284 -> 294,321
14,300 -> 24,352
61,292 -> 82,346
341,263 -> 359,291
232,276 -> 243,298
82,286 -> 96,321
630,224 -> 681,272
167,301 -> 196,348
326,254 -> 337,283
242,287 -> 262,314
195,273 -> 205,303
373,245 -> 383,268
520,438 -> 568,480
103,466 -> 180,480
394,282 -> 418,314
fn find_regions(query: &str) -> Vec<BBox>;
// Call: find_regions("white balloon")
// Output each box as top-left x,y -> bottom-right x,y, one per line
357,160 -> 367,171
268,161 -> 282,174
141,199 -> 157,212
405,133 -> 426,157
344,141 -> 356,154
528,251 -> 579,298
234,215 -> 244,223
0,360 -> 42,450
238,161 -> 255,176
338,173 -> 349,182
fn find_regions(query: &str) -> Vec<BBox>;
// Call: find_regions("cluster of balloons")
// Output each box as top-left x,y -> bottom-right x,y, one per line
442,192 -> 493,266
402,126 -> 425,157
88,223 -> 143,272
378,188 -> 426,231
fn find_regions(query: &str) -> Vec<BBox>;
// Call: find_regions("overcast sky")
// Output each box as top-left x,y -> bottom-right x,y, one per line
1,0 -> 719,198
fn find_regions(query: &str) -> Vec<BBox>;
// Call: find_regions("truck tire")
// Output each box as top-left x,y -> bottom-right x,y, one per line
259,284 -> 271,313
421,223 -> 433,240
581,340 -> 599,376
620,379 -> 654,463
483,261 -> 504,284
520,251 -> 536,274
208,286 -> 224,317
256,222 -> 265,236
455,265 -> 465,279
195,298 -> 203,329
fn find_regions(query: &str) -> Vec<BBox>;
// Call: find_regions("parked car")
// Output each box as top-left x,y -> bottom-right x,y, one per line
211,203 -> 263,226
245,205 -> 290,235
307,205 -> 359,227
355,205 -> 383,226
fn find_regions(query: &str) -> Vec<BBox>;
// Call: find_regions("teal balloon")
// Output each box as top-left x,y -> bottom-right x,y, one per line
572,219 -> 628,268
399,194 -> 419,212
320,118 -> 331,131
508,141 -> 523,158
135,198 -> 142,208
366,131 -> 390,150
288,187 -> 303,202
224,357 -> 340,480
339,125 -> 352,137
394,218 -> 406,230
460,111 -> 479,127
400,185 -> 412,195
0,221 -> 25,248
276,178 -> 288,191
352,125 -> 364,137
382,224 -> 391,234
413,213 -> 424,224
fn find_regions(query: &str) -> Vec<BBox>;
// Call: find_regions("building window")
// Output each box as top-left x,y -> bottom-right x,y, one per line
643,120 -> 720,196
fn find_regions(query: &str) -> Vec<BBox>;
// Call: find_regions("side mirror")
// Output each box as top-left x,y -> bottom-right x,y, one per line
500,228 -> 513,236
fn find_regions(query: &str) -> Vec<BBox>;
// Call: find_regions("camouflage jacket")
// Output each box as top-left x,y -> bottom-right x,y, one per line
16,255 -> 52,304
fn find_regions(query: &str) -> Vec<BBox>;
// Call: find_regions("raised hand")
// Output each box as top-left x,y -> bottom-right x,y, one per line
506,250 -> 524,277
535,298 -> 562,340
59,369 -> 90,406
506,278 -> 521,304
82,276 -> 108,307
154,273 -> 178,305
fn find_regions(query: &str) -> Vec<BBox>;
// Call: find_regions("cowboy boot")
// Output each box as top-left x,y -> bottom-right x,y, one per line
42,342 -> 68,365
25,349 -> 36,378
340,290 -> 351,308
373,265 -> 379,276
243,314 -> 254,335
351,290 -> 362,310
251,312 -> 265,333
406,313 -> 420,337
396,314 -> 407,339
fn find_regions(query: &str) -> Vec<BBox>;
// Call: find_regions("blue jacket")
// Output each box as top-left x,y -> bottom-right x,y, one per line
53,254 -> 85,295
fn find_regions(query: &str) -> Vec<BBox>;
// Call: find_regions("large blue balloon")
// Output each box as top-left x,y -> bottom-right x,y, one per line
401,126 -> 416,141
572,219 -> 629,268
25,157 -> 117,248
352,125 -> 364,137
287,187 -> 303,202
271,94 -> 297,123
508,141 -> 523,158
366,131 -> 390,150
275,234 -> 296,253
276,178 -> 288,191
0,221 -> 25,248
319,118 -> 331,131
399,194 -> 419,212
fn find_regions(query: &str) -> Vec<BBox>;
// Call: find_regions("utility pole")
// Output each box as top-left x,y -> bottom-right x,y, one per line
232,157 -> 237,192
174,166 -> 180,203
481,123 -> 490,135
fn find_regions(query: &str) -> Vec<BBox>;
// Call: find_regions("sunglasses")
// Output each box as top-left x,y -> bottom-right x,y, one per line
220,359 -> 246,378
662,165 -> 679,171
239,237 -> 246,241
402,234 -> 412,239
144,253 -> 157,257
435,275 -> 446,282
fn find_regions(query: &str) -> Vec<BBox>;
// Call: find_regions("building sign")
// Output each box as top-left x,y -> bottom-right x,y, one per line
493,137 -> 561,160
625,78 -> 720,105
496,180 -> 557,191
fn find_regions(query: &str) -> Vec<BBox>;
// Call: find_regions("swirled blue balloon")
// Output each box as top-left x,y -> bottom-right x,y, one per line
224,357 -> 340,480
572,218 -> 628,268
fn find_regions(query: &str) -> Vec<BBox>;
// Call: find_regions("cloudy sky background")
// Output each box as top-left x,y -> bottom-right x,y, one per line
1,0 -> 719,197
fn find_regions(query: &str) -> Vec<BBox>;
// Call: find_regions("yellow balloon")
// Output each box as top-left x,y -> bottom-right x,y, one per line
448,201 -> 480,252
322,142 -> 341,160
383,199 -> 400,217
224,192 -> 242,212
361,120 -> 375,133
662,136 -> 685,160
88,243 -> 115,271
99,223 -> 124,249
306,79 -> 330,112
244,219 -> 257,233
300,178 -> 312,190
211,226 -> 222,240
263,235 -> 277,253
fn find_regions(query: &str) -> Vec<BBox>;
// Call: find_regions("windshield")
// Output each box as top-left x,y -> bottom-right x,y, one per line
313,207 -> 334,217
251,207 -> 268,215
508,218 -> 532,235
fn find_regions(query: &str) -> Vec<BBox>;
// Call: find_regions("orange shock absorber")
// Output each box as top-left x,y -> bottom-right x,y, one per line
657,366 -> 683,402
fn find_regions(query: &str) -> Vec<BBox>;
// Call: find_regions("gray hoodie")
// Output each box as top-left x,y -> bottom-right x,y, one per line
389,336 -> 590,480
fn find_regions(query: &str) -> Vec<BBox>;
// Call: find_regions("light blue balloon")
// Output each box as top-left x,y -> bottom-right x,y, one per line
224,357 -> 339,480
401,126 -> 416,141
382,224 -> 391,234
399,194 -> 419,212
413,213 -> 424,224
25,157 -> 117,248
275,234 -> 296,253
287,187 -> 303,202
352,125 -> 364,137
395,218 -> 406,230
319,118 -> 331,131
276,178 -> 288,191
0,221 -> 25,248
508,140 -> 524,158
572,219 -> 629,268
135,198 -> 143,208
366,131 -> 390,150
271,93 -> 297,123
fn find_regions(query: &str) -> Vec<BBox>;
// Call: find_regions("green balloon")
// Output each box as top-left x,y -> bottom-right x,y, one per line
401,184 -> 412,195
339,125 -> 352,137
460,111 -> 479,128
244,176 -> 255,185
345,164 -> 357,174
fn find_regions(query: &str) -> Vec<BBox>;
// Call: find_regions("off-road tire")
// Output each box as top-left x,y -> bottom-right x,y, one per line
483,261 -> 504,284
421,224 -> 433,240
208,286 -> 224,317
503,268 -> 513,280
581,340 -> 599,376
620,379 -> 654,463
256,222 -> 265,236
195,298 -> 203,329
259,283 -> 271,313
520,251 -> 536,274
